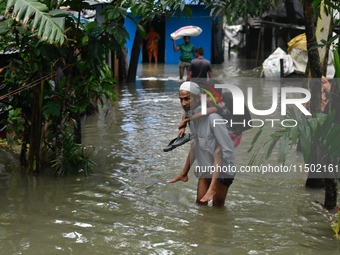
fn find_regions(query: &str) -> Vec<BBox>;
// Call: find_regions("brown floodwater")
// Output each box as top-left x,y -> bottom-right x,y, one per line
0,53 -> 339,254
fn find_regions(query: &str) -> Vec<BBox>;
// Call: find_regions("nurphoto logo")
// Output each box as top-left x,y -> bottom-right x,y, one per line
200,83 -> 312,128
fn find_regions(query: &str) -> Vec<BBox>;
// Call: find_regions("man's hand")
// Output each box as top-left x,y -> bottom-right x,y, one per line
167,173 -> 188,183
178,127 -> 186,137
178,118 -> 189,130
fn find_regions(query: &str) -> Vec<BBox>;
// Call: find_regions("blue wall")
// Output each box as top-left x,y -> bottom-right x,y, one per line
124,15 -> 142,64
165,5 -> 212,64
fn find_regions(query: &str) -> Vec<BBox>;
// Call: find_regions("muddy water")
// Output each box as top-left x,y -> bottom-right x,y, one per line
0,53 -> 339,254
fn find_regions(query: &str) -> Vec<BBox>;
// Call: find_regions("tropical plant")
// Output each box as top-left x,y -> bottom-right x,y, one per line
0,0 -> 129,175
6,0 -> 66,44
5,108 -> 24,146
203,0 -> 277,23
248,108 -> 340,167
248,107 -> 340,210
248,0 -> 340,209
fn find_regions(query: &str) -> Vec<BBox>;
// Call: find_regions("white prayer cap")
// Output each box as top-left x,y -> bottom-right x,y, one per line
179,81 -> 200,95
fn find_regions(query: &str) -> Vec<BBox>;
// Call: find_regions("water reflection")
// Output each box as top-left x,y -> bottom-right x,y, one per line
1,54 -> 340,254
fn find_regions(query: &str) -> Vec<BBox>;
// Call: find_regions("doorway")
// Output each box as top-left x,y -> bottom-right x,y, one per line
142,17 -> 166,63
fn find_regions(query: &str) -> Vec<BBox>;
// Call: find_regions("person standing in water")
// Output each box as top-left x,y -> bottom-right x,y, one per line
186,47 -> 213,81
168,82 -> 236,207
172,36 -> 195,80
145,26 -> 161,63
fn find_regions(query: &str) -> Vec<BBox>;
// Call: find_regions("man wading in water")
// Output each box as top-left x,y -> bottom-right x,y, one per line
168,82 -> 236,207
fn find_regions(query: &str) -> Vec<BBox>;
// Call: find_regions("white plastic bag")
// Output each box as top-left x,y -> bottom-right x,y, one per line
170,26 -> 202,40
262,47 -> 294,78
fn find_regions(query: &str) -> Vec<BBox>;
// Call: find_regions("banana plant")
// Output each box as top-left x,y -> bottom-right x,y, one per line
5,0 -> 67,45
1,0 -> 129,175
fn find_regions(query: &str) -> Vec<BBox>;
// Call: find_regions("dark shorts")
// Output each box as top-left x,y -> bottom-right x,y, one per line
179,60 -> 191,68
217,177 -> 234,187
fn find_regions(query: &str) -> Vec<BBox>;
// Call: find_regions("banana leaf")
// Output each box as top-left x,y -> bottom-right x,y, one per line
6,0 -> 66,45
333,49 -> 340,84
278,133 -> 290,164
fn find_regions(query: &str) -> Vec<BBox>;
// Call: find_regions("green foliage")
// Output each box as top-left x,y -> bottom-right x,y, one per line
119,0 -> 193,27
310,34 -> 340,51
202,0 -> 277,23
5,0 -> 67,45
248,108 -> 340,166
42,101 -> 61,116
1,0 -> 131,175
248,0 -> 340,168
310,0 -> 340,53
51,131 -> 96,177
317,116 -> 340,163
333,48 -> 340,90
0,1 -> 6,14
5,108 -> 25,146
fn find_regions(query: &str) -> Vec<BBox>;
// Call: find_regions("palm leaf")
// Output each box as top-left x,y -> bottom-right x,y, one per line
264,138 -> 279,160
334,48 -> 340,82
325,125 -> 340,146
247,125 -> 264,152
286,108 -> 299,145
290,125 -> 299,145
247,146 -> 261,166
6,0 -> 66,45
248,105 -> 340,168
326,132 -> 340,162
299,122 -> 312,163
320,112 -> 335,142
278,133 -> 290,164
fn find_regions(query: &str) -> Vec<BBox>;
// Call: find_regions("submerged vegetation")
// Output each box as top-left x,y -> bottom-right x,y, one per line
0,0 -> 126,175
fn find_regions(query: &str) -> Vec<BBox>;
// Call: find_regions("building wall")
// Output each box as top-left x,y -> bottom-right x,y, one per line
165,5 -> 212,64
125,15 -> 142,64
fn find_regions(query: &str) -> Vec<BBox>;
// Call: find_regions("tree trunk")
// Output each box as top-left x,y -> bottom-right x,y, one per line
20,117 -> 30,167
126,31 -> 144,83
28,80 -> 43,174
305,145 -> 325,188
303,0 -> 322,77
303,0 -> 337,209
324,178 -> 337,210
316,1 -> 332,76
55,71 -> 72,175
73,111 -> 82,144
316,1 -> 337,209
303,0 -> 323,187
119,47 -> 128,81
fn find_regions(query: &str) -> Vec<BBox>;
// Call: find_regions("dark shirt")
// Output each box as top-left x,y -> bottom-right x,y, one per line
189,57 -> 212,79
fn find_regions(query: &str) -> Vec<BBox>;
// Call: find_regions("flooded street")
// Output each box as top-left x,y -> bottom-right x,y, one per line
1,53 -> 339,254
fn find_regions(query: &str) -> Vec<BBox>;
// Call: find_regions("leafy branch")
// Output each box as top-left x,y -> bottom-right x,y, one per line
5,0 -> 67,45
